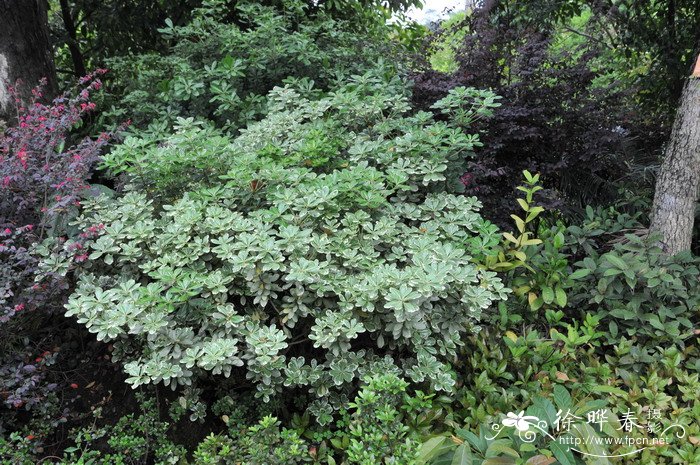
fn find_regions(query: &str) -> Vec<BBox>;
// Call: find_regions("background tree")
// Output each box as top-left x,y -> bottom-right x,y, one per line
649,54 -> 700,255
411,1 -> 659,227
48,0 -> 422,81
0,0 -> 57,125
48,0 -> 203,79
490,0 -> 700,117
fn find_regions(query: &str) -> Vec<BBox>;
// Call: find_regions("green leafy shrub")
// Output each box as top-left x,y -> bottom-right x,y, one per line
340,375 -> 420,465
473,171 -> 572,328
418,384 -> 615,465
102,76 -> 502,202
44,77 -> 508,420
0,393 -> 187,465
292,373 -> 430,464
410,203 -> 700,465
194,416 -> 308,465
104,0 -> 400,132
1,375 -> 432,464
102,119 -> 232,200
566,209 -> 700,349
195,375 -> 424,464
417,321 -> 700,464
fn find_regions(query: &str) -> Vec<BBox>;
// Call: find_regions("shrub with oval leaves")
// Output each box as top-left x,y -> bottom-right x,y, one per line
42,73 -> 508,421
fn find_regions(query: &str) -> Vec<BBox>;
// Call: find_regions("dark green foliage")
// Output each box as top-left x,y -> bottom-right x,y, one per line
102,0 -> 401,132
1,375 -> 426,464
332,375 -> 422,464
409,199 -> 699,464
4,2 -> 699,464
567,208 -> 700,349
486,0 -> 700,114
1,393 -> 185,464
49,0 -> 203,79
193,416 -> 309,465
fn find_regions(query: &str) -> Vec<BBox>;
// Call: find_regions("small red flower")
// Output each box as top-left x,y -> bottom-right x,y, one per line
26,435 -> 35,441
70,383 -> 79,389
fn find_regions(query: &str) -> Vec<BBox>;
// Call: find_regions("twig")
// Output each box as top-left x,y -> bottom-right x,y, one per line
562,26 -> 613,49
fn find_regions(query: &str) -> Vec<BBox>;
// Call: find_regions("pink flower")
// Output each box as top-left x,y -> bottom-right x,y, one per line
17,148 -> 28,169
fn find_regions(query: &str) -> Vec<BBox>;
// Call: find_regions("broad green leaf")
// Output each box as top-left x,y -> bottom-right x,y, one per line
552,232 -> 565,249
553,384 -> 572,410
483,458 -> 516,465
554,287 -> 567,307
549,440 -> 576,465
589,385 -> 625,396
417,436 -> 450,465
569,268 -> 591,280
604,254 -> 628,270
541,286 -> 554,304
451,444 -> 473,465
486,441 -> 519,458
503,232 -> 519,244
511,214 -> 526,233
530,297 -> 544,311
526,207 -> 544,222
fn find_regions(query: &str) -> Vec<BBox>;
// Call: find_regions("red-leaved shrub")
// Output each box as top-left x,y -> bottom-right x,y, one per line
1,71 -> 118,414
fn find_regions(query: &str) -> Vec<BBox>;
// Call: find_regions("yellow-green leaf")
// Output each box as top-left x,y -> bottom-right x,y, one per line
502,232 -> 519,244
555,287 -> 567,307
528,292 -> 538,306
511,215 -> 525,233
541,286 -> 554,304
525,206 -> 544,222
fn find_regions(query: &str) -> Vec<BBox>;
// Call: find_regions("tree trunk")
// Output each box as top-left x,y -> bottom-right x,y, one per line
649,54 -> 700,255
0,0 -> 57,125
59,0 -> 86,77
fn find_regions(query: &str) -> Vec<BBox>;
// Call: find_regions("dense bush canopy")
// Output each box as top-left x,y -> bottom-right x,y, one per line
44,77 -> 508,419
2,1 -> 699,464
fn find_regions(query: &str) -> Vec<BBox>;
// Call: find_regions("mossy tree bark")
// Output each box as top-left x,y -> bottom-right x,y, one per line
649,54 -> 700,255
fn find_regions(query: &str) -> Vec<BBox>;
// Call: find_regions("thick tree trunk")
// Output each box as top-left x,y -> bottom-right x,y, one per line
649,54 -> 700,255
0,0 -> 57,125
